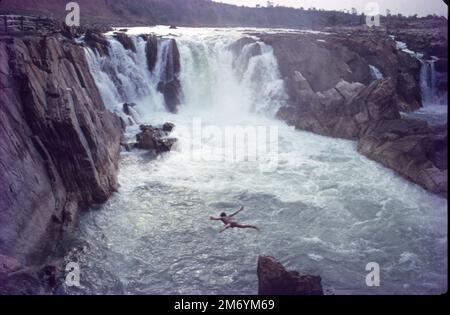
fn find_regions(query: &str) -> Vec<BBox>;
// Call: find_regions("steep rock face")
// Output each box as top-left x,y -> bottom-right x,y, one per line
0,34 -> 123,266
261,33 -> 372,93
358,119 -> 448,198
135,123 -> 177,154
84,29 -> 110,57
277,78 -> 397,140
145,34 -> 158,73
113,32 -> 137,53
260,31 -> 422,112
257,256 -> 324,295
387,19 -> 448,60
157,39 -> 182,113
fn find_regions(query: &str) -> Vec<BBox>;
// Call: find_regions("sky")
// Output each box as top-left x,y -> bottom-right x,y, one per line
214,0 -> 448,17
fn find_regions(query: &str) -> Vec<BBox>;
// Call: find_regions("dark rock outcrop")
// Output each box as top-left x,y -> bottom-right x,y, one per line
260,30 -> 422,112
278,78 -> 398,140
122,102 -> 139,125
0,34 -> 123,267
229,37 -> 262,73
158,39 -> 182,113
162,122 -> 175,132
358,119 -> 447,197
145,35 -> 158,73
157,80 -> 182,114
257,256 -> 324,295
263,30 -> 447,197
0,254 -> 64,294
163,39 -> 181,80
229,37 -> 257,56
387,18 -> 448,60
135,124 -> 177,154
84,29 -> 110,56
113,32 -> 136,53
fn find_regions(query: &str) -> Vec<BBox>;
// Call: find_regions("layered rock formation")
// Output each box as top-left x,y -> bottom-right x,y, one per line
260,30 -> 422,113
84,29 -> 111,57
257,256 -> 324,295
113,32 -> 137,53
144,34 -> 158,73
260,31 -> 447,198
0,33 -> 123,269
358,119 -> 447,197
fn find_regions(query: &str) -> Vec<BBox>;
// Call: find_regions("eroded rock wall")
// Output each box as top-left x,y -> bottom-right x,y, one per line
0,34 -> 123,266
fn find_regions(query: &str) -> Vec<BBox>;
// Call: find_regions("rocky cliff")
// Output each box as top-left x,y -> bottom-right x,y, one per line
257,256 -> 324,295
259,30 -> 447,198
0,33 -> 123,268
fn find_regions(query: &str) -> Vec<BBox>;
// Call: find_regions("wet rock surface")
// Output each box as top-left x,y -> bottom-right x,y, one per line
84,29 -> 110,56
157,39 -> 182,113
145,34 -> 159,72
0,33 -> 123,268
358,119 -> 448,198
113,32 -> 137,53
259,30 -> 422,112
135,123 -> 178,154
257,256 -> 324,295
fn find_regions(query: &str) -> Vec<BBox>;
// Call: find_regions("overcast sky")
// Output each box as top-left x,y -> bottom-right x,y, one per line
214,0 -> 448,17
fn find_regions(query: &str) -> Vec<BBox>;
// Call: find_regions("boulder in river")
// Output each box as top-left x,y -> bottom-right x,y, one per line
257,256 -> 324,295
135,123 -> 177,153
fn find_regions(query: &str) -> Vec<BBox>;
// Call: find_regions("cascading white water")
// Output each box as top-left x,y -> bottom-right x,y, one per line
406,58 -> 448,125
62,27 -> 447,295
391,35 -> 447,125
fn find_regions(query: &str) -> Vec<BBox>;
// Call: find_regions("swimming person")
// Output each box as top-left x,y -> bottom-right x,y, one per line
210,206 -> 260,233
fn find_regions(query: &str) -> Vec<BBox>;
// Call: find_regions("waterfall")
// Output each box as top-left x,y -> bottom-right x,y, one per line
420,57 -> 446,106
369,65 -> 383,80
84,29 -> 287,121
84,36 -> 167,120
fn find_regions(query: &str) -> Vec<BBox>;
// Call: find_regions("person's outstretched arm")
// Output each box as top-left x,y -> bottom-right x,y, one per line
229,206 -> 244,217
210,216 -> 221,220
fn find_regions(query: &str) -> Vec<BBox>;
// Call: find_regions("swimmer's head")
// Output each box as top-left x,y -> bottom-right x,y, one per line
220,212 -> 227,217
